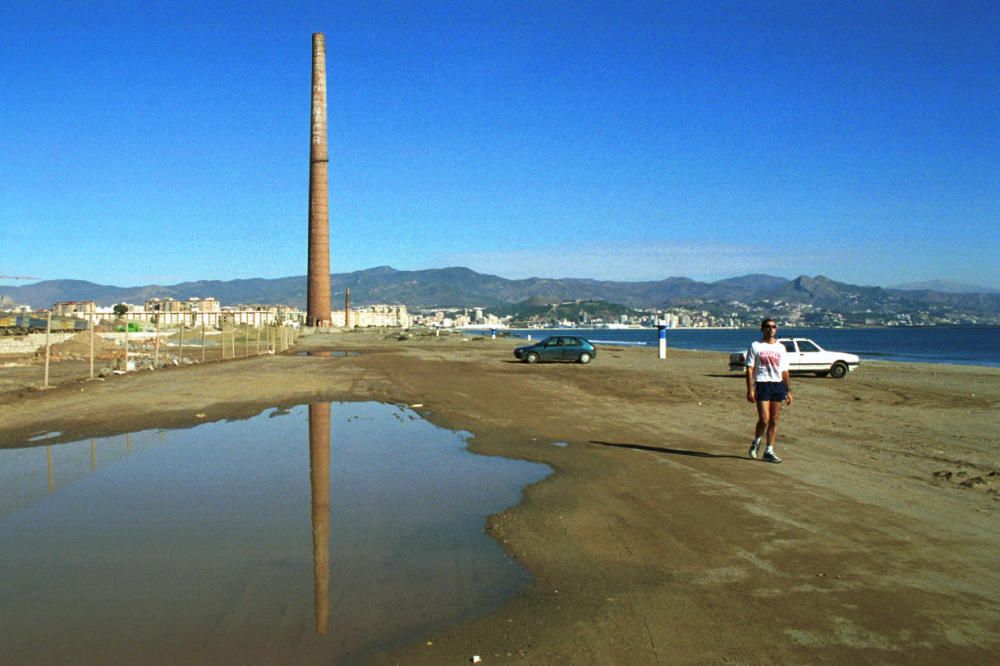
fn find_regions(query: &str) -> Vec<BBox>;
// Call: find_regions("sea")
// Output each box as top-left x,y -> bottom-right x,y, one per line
465,326 -> 1000,368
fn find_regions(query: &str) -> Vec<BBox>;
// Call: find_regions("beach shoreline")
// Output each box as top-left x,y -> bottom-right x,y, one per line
1,330 -> 997,663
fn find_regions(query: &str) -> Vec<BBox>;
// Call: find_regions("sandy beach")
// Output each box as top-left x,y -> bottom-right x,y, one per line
1,330 -> 997,664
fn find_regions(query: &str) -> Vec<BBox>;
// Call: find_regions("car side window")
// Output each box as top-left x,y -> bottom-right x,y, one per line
565,338 -> 578,346
797,340 -> 819,353
781,341 -> 796,353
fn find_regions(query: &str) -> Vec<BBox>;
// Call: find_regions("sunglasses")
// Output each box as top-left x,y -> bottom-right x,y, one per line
763,324 -> 777,329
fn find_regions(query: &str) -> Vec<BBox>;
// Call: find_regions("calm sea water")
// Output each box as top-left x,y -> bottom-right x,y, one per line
470,326 -> 1000,367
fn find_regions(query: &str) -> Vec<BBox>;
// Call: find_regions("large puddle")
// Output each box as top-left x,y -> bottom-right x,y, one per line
0,403 -> 550,664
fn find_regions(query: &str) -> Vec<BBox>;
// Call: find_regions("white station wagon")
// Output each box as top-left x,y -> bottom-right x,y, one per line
729,337 -> 861,378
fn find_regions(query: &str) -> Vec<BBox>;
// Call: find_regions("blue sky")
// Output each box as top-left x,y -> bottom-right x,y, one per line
2,1 -> 997,288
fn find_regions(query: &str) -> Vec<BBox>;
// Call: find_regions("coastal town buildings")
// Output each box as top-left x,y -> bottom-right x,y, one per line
52,301 -> 97,317
33,297 -> 416,330
7,292 -> 997,331
115,298 -> 305,328
331,304 -> 410,328
409,307 -> 505,329
40,298 -> 307,329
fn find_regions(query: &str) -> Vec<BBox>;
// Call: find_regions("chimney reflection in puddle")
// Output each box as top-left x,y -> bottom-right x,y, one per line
308,402 -> 331,636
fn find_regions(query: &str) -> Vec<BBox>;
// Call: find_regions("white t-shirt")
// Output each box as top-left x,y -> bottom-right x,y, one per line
746,340 -> 789,383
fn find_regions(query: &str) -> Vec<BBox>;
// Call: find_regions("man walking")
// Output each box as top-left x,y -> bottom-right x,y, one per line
745,318 -> 792,463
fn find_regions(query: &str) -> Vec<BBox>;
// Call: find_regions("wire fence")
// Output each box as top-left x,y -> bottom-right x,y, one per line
0,310 -> 304,394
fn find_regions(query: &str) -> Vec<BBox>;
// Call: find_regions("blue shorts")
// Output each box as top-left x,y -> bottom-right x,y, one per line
755,382 -> 788,402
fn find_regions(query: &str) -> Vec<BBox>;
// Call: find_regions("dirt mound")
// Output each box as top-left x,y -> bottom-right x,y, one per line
46,332 -> 120,359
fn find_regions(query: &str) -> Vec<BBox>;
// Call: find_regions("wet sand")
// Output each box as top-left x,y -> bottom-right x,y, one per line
1,330 -> 998,664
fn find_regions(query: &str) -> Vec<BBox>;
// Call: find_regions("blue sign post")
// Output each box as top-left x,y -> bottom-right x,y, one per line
658,324 -> 667,359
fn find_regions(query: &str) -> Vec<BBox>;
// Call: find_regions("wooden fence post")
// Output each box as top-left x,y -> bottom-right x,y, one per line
89,311 -> 95,380
154,314 -> 160,367
124,315 -> 130,373
201,320 -> 206,363
43,311 -> 52,388
256,325 -> 261,355
179,321 -> 185,364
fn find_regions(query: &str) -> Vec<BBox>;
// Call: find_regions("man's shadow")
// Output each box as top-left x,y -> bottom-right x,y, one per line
590,440 -> 749,460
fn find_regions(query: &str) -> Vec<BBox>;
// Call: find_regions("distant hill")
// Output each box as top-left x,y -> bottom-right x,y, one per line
891,280 -> 998,294
2,266 -> 1000,317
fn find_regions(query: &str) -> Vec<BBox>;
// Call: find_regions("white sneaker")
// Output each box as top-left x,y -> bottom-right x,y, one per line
763,451 -> 782,464
748,441 -> 759,459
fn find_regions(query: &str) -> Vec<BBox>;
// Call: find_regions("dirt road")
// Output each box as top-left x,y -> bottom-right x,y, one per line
2,330 -> 997,663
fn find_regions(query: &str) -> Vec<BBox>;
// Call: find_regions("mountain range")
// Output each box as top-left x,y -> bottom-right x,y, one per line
2,266 -> 1000,316
889,280 -> 998,294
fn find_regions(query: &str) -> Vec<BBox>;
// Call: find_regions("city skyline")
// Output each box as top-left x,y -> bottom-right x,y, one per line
2,1 -> 997,289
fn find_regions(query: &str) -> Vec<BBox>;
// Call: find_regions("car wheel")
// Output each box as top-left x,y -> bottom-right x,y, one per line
829,362 -> 848,379
525,352 -> 539,364
578,352 -> 591,364
814,371 -> 829,377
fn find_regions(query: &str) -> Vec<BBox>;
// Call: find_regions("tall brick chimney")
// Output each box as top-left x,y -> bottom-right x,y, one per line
307,33 -> 331,326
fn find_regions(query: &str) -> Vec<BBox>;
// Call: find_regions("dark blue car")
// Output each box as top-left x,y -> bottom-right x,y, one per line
513,336 -> 597,364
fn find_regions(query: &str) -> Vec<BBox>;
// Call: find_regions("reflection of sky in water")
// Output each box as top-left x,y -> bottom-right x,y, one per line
0,403 -> 550,665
